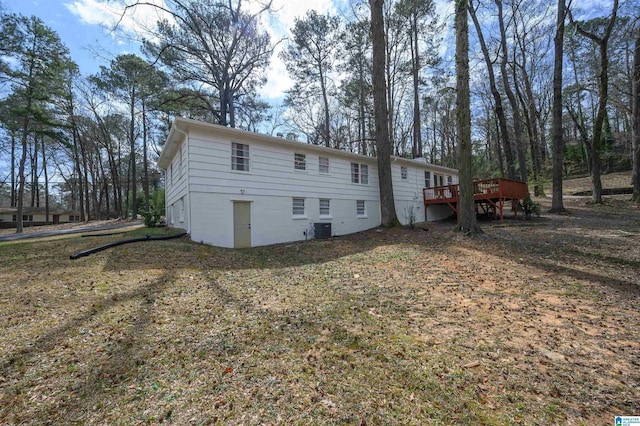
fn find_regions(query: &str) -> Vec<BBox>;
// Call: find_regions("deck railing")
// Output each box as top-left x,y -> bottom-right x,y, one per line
423,178 -> 528,203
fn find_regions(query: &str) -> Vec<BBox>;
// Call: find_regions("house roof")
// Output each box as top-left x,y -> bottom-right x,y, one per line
158,117 -> 458,175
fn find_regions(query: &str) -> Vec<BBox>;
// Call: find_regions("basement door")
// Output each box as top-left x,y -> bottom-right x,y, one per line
233,202 -> 251,248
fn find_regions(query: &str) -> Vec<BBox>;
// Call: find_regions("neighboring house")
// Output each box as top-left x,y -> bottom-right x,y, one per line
0,207 -> 82,229
158,117 -> 458,248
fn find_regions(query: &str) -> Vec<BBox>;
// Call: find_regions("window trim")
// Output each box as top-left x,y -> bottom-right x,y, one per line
319,198 -> 331,218
294,152 -> 307,170
319,156 -> 329,174
361,164 -> 369,184
351,162 -> 369,185
231,142 -> 250,172
292,197 -> 306,218
351,162 -> 360,183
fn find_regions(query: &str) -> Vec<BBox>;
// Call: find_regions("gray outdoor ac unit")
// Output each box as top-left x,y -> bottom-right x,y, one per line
314,223 -> 332,239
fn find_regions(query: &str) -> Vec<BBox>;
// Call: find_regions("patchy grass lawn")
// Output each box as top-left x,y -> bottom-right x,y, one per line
1,190 -> 639,425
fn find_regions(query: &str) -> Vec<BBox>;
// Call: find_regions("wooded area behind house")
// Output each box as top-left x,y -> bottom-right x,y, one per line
0,0 -> 639,233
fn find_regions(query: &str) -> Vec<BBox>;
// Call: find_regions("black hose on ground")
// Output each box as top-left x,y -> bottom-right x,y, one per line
70,232 -> 187,260
81,231 -> 130,237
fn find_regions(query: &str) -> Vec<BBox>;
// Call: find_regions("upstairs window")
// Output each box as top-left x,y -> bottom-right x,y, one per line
361,164 -> 369,184
294,153 -> 306,170
447,175 -> 453,185
319,157 -> 329,173
401,166 -> 408,180
351,163 -> 368,184
425,171 -> 431,187
232,142 -> 250,171
351,163 -> 360,183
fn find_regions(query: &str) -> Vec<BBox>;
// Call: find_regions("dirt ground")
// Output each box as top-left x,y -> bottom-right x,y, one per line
0,174 -> 638,425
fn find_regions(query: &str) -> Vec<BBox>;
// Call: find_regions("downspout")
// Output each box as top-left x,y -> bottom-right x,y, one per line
172,125 -> 191,236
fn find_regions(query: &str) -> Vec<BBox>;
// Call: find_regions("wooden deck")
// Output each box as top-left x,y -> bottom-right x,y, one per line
423,178 -> 529,221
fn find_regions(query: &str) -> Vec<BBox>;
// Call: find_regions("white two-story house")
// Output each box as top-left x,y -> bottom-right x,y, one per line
157,118 -> 457,248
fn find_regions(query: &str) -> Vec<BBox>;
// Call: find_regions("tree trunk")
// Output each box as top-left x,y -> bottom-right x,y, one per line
359,62 -> 367,156
455,0 -> 482,235
143,102 -> 150,212
384,21 -> 395,150
31,135 -> 38,208
550,0 -> 566,213
81,136 -> 91,221
219,85 -> 228,126
228,88 -> 236,129
495,116 -> 505,176
370,0 -> 399,228
411,11 -> 422,158
39,137 -> 48,224
319,65 -> 331,147
632,30 -> 640,202
11,132 -> 16,207
16,113 -> 30,234
129,91 -> 137,220
72,126 -> 85,222
469,0 -> 517,180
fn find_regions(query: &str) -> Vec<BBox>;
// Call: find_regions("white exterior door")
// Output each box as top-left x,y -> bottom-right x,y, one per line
233,202 -> 251,248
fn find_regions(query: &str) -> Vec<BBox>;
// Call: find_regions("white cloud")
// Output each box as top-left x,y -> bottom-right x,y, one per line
65,0 -> 172,38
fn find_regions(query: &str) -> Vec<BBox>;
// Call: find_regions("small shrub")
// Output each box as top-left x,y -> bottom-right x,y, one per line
522,193 -> 540,220
404,205 -> 416,229
139,200 -> 163,228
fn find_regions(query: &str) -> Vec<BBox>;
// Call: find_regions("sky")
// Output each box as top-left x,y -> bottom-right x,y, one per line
4,0 -> 341,103
3,0 -> 618,104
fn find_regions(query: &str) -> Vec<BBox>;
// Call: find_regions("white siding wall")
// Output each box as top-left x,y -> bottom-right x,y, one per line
161,123 -> 458,248
165,136 -> 189,233
186,129 -> 381,247
392,162 -> 428,224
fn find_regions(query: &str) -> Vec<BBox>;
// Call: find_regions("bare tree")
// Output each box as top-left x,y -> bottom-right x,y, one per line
496,0 -> 528,183
132,0 -> 274,128
469,0 -> 517,180
570,0 -> 619,204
